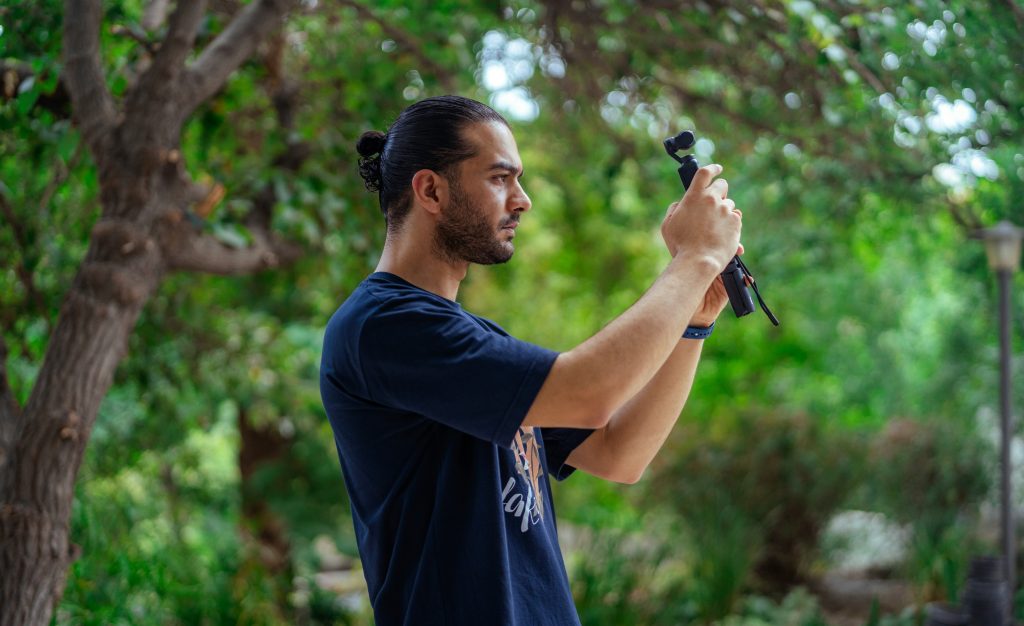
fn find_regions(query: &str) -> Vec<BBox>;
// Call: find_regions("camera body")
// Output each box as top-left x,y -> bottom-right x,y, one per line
664,130 -> 778,325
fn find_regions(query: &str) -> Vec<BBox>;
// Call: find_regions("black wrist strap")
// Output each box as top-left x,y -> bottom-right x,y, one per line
734,256 -> 780,326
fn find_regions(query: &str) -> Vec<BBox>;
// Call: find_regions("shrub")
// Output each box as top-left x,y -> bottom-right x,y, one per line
864,417 -> 992,601
569,524 -> 694,626
648,409 -> 865,616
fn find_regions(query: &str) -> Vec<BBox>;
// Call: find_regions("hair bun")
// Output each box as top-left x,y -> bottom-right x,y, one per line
356,130 -> 387,158
356,130 -> 386,192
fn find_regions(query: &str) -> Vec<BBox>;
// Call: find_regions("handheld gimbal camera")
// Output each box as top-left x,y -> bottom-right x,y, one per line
664,130 -> 779,325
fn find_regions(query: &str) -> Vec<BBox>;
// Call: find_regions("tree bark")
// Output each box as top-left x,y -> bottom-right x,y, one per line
0,231 -> 163,624
0,1 -> 301,623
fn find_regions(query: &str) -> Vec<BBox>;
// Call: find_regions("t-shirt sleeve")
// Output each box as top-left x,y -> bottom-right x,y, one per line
540,427 -> 595,481
359,299 -> 558,448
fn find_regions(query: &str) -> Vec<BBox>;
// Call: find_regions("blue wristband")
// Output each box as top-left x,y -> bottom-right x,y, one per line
682,321 -> 714,340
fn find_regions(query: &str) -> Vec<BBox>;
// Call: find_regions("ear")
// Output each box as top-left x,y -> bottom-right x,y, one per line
410,169 -> 449,217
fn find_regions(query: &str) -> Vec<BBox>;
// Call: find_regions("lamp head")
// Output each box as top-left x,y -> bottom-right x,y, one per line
977,220 -> 1024,272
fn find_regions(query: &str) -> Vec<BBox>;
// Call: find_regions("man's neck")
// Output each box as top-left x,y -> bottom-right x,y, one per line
375,235 -> 468,302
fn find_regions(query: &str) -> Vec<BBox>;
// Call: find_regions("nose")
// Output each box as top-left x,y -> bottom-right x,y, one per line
511,180 -> 532,214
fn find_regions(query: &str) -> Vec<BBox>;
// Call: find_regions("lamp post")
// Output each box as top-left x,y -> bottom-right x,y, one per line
979,220 -> 1024,619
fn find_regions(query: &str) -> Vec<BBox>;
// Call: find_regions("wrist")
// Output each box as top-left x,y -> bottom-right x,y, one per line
688,317 -> 717,328
668,250 -> 723,282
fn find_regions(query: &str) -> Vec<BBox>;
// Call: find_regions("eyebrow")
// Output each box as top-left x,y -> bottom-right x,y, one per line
487,161 -> 524,178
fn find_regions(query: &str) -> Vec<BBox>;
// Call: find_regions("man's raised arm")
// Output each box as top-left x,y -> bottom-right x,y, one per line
522,164 -> 739,431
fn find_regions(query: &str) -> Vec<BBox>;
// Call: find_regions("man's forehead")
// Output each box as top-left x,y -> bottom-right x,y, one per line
464,121 -> 522,171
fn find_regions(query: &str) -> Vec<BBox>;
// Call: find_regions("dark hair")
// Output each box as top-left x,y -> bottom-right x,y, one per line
356,95 -> 509,231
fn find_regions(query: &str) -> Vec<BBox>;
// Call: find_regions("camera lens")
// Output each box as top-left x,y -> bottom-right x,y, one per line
671,131 -> 695,151
663,131 -> 695,154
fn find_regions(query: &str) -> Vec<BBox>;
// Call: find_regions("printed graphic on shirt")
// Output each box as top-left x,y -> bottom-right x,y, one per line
502,426 -> 545,533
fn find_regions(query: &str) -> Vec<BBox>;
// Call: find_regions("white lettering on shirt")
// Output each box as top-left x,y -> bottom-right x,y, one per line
502,476 -> 543,532
502,426 -> 546,533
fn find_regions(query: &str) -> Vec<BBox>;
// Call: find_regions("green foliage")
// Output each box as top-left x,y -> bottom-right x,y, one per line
570,526 -> 686,626
863,417 -> 992,601
2,0 -> 1022,623
868,418 -> 992,529
568,516 -> 766,626
717,589 -> 829,626
682,510 -> 761,622
648,411 -> 864,618
62,423 -> 242,625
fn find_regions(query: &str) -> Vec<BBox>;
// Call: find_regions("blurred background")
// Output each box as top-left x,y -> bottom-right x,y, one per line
1,0 -> 1022,624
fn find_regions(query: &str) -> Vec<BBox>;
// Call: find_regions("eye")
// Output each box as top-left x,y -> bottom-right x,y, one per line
493,174 -> 509,183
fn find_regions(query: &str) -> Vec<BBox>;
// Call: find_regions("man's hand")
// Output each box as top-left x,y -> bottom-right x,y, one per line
689,268 -> 740,327
660,164 -> 741,271
659,163 -> 744,326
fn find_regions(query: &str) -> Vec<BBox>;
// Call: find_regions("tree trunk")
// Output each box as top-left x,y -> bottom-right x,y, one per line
0,226 -> 163,624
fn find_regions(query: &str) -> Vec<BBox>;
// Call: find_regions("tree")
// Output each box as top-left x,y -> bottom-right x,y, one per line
0,1 -> 307,622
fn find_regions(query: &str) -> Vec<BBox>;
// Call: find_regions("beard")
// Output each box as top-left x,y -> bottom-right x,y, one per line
433,180 -> 516,265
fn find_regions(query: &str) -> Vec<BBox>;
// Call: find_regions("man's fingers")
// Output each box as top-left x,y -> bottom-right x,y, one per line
707,177 -> 729,199
665,201 -> 678,218
690,164 -> 723,190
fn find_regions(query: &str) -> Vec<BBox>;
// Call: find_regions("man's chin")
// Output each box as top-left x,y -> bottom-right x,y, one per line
470,244 -> 514,266
494,242 -> 515,264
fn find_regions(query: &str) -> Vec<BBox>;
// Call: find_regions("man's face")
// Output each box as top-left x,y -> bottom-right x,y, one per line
432,121 -> 532,265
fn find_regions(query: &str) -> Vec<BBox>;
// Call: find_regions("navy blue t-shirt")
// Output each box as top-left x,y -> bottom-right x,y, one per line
319,272 -> 594,626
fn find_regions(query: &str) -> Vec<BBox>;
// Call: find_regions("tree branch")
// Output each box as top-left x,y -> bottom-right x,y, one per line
62,0 -> 117,156
1004,0 -> 1024,30
110,24 -> 159,55
142,0 -> 173,31
842,45 -> 891,95
150,0 -> 209,80
944,196 -> 984,233
654,69 -> 778,137
120,0 -> 208,140
337,0 -> 458,93
162,219 -> 302,276
181,0 -> 299,116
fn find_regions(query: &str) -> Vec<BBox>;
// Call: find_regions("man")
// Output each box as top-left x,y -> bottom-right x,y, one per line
319,95 -> 742,625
